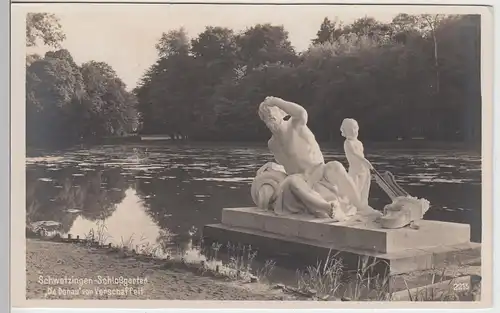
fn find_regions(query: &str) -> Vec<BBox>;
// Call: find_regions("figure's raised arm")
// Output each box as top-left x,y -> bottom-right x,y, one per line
266,97 -> 308,125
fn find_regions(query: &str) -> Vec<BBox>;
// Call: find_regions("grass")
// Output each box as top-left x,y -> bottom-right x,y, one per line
345,256 -> 391,301
84,220 -> 110,246
296,250 -> 344,299
295,251 -> 391,301
293,251 -> 480,301
256,260 -> 276,283
399,269 -> 471,301
402,279 -> 462,301
75,223 -> 275,283
226,243 -> 258,277
185,239 -> 270,282
28,224 -> 479,301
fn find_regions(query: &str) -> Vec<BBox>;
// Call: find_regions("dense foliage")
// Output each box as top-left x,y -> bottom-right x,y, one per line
26,13 -> 139,148
26,13 -> 481,148
135,14 -> 481,144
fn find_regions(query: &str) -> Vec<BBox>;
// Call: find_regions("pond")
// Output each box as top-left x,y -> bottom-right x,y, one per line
26,143 -> 482,283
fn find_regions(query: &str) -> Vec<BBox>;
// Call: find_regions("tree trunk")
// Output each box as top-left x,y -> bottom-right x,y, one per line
432,30 -> 440,94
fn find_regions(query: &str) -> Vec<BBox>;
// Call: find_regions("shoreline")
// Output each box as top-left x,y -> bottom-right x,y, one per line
26,139 -> 481,157
26,237 -> 482,301
26,239 -> 292,300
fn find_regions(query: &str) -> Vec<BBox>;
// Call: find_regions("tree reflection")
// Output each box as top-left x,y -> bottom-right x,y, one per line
79,167 -> 128,221
134,168 -> 205,248
26,166 -> 131,233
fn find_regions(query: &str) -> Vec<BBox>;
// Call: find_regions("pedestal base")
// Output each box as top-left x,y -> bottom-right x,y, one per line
221,207 -> 471,254
204,207 -> 481,275
204,223 -> 480,275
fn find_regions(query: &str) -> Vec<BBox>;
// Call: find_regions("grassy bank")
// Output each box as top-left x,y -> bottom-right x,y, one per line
26,239 -> 292,300
26,236 -> 481,301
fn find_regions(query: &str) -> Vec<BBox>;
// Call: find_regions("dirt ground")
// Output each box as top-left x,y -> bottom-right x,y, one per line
26,239 -> 292,300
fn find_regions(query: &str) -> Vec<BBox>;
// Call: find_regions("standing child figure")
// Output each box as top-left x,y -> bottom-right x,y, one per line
341,118 -> 373,207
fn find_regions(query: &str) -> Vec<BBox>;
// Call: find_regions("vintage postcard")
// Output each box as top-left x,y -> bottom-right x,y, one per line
10,1 -> 494,310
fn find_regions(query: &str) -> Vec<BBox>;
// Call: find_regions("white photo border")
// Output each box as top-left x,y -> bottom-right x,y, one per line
6,0 -> 498,312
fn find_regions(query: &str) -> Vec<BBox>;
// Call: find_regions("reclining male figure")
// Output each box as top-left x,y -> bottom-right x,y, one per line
258,96 -> 380,220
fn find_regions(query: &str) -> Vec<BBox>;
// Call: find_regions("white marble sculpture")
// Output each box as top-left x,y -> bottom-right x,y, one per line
371,170 -> 431,229
379,196 -> 430,229
341,118 -> 372,207
251,96 -> 381,221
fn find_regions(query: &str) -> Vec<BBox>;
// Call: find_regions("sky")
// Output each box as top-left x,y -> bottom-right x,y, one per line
17,3 -> 473,91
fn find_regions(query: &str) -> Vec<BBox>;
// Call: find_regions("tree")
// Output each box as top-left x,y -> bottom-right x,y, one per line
312,17 -> 344,45
390,13 -> 422,44
392,13 -> 417,31
136,28 -> 197,137
189,27 -> 240,135
26,49 -> 86,146
26,48 -> 138,148
415,14 -> 447,94
81,61 -> 138,137
134,15 -> 481,146
346,17 -> 391,37
27,49 -> 85,111
191,26 -> 238,80
26,13 -> 66,48
236,24 -> 298,69
135,52 -> 201,138
432,15 -> 481,142
155,27 -> 191,58
191,27 -> 237,61
26,53 -> 42,67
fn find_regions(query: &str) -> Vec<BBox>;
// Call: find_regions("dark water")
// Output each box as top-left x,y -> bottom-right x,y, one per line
26,143 -> 482,261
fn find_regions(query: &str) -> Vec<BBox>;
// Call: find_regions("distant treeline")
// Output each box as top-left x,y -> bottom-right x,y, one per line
26,13 -> 481,148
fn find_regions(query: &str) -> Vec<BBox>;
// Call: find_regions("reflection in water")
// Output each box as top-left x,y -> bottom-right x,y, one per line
65,188 -> 175,257
26,167 -> 129,234
26,144 -> 482,258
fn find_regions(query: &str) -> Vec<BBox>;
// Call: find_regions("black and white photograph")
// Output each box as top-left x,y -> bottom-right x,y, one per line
11,2 -> 493,307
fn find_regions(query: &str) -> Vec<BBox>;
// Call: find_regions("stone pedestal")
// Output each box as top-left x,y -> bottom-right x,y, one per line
204,207 -> 481,275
